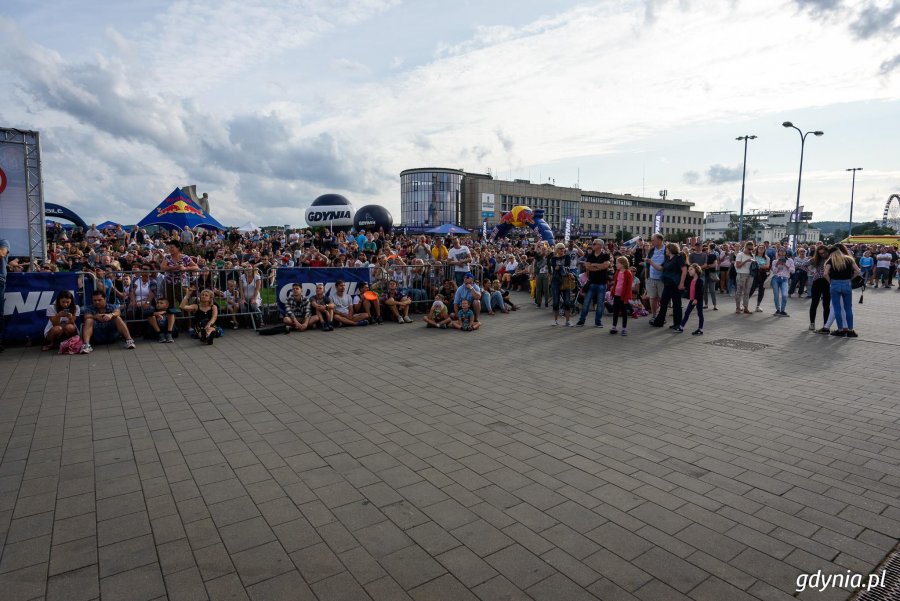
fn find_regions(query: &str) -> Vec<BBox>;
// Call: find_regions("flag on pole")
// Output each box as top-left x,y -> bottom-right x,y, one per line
653,209 -> 665,234
482,219 -> 488,239
564,218 -> 572,244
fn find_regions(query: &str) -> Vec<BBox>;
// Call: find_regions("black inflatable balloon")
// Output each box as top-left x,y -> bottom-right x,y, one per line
353,205 -> 393,232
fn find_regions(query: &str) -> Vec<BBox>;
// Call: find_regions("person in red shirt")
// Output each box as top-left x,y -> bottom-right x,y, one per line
609,257 -> 634,336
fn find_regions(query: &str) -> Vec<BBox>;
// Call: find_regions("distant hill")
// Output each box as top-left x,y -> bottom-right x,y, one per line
811,221 -> 845,235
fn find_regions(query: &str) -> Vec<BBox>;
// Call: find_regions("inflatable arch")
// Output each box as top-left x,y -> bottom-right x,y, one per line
490,206 -> 555,245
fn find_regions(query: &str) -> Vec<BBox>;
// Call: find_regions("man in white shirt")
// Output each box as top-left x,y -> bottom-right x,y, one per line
734,241 -> 755,314
85,224 -> 102,245
447,238 -> 472,285
331,280 -> 370,327
875,247 -> 892,288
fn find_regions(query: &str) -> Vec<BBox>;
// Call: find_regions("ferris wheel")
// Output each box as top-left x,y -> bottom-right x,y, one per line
883,194 -> 900,233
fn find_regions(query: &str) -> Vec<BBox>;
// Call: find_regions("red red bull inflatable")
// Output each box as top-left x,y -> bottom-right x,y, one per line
491,205 -> 554,245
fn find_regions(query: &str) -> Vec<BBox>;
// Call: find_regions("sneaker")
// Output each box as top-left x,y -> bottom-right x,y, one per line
158,333 -> 166,343
673,326 -> 683,333
755,306 -> 762,312
830,330 -> 843,337
620,328 -> 627,336
231,322 -> 239,330
565,321 -> 573,327
553,320 -> 559,326
403,316 -> 413,323
125,339 -> 136,350
846,330 -> 858,338
743,309 -> 752,314
594,323 -> 603,328
80,343 -> 93,354
713,306 -> 718,311
692,329 -> 703,336
781,312 -> 789,318
439,324 -> 447,329
165,333 -> 174,343
649,320 -> 663,327
669,324 -> 679,330
575,321 -> 585,327
377,317 -> 384,325
609,328 -> 618,334
817,328 -> 830,334
357,320 -> 369,326
809,323 -> 815,331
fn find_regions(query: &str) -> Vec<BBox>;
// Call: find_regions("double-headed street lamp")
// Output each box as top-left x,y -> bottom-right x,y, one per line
736,135 -> 757,242
782,122 -> 823,250
846,167 -> 863,239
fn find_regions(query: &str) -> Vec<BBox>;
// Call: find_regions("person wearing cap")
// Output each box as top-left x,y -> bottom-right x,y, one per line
452,272 -> 482,322
0,239 -> 9,352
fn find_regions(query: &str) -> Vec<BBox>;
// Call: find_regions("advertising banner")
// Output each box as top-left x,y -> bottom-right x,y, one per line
3,272 -> 79,340
0,140 -> 29,253
654,209 -> 665,234
274,268 -> 371,314
564,218 -> 572,244
481,193 -> 495,217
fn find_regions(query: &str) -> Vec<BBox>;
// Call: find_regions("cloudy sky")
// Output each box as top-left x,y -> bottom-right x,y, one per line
2,0 -> 899,227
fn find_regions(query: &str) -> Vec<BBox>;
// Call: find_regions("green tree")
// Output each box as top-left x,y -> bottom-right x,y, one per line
616,230 -> 634,243
833,222 -> 895,240
723,214 -> 762,242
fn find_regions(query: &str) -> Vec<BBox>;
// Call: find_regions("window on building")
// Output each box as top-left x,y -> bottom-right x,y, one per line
602,211 -> 607,219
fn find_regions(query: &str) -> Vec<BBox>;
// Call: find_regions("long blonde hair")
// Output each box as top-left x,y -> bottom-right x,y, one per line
828,247 -> 850,270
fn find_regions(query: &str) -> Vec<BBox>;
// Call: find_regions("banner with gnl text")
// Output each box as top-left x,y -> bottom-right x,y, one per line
653,209 -> 665,234
3,272 -> 79,341
274,267 -> 371,315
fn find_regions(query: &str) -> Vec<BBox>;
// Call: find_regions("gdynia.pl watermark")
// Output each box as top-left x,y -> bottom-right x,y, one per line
796,569 -> 886,593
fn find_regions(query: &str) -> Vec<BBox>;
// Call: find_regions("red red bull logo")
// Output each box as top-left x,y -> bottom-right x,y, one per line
157,200 -> 205,217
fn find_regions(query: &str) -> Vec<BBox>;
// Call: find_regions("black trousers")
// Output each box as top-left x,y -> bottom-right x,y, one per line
809,278 -> 831,324
656,281 -> 683,326
612,296 -> 629,328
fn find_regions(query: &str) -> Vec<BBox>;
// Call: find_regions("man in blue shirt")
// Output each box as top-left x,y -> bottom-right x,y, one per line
453,272 -> 483,322
644,234 -> 666,320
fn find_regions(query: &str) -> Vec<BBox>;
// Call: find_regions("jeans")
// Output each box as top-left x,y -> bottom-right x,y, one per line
454,272 -> 466,286
771,276 -> 789,312
681,300 -> 704,330
0,279 -> 5,342
579,283 -> 606,325
829,279 -> 853,330
551,282 -> 571,314
534,274 -> 550,306
481,291 -> 505,313
704,273 -> 717,307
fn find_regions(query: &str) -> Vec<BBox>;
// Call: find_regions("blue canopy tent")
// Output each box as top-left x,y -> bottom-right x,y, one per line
137,188 -> 225,230
96,220 -> 121,230
425,224 -> 471,235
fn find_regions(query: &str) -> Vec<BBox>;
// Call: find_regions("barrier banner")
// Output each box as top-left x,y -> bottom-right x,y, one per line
274,268 -> 371,314
3,272 -> 79,340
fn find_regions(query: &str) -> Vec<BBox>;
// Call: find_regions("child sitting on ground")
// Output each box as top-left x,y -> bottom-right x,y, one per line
423,294 -> 452,329
452,299 -> 480,331
148,297 -> 178,342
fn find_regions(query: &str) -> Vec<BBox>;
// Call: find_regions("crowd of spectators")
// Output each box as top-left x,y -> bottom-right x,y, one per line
0,222 -> 896,352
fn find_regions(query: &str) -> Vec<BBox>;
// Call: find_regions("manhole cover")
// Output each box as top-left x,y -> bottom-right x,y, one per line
706,338 -> 771,352
852,545 -> 900,600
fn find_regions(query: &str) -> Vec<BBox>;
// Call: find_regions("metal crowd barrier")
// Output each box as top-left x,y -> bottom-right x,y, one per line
84,267 -> 277,333
369,263 -> 484,311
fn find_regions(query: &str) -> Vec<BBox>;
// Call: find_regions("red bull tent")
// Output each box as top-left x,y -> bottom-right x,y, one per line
137,188 -> 225,230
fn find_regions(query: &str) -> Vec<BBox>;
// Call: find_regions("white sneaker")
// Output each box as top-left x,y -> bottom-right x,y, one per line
403,316 -> 413,323
125,339 -> 136,349
80,344 -> 93,354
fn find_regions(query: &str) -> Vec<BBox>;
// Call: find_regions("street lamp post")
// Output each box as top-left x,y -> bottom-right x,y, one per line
782,122 -> 823,250
846,167 -> 863,239
736,135 -> 757,242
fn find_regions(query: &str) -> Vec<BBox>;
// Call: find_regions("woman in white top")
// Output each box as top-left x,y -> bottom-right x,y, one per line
43,290 -> 80,351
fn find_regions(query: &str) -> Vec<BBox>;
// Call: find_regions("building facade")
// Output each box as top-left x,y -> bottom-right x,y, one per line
403,167 -> 705,238
703,211 -> 735,240
399,168 -> 465,228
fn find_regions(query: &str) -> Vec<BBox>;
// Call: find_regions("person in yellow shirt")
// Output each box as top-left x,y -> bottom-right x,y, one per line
431,238 -> 449,261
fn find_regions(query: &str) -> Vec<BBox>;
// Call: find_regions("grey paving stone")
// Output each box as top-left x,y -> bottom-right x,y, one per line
231,540 -> 293,586
291,541 -> 345,583
194,542 -> 236,581
472,575 -> 533,601
410,573 -> 479,601
246,569 -> 316,601
311,571 -> 373,601
450,519 -> 514,557
631,547 -> 709,593
272,517 -> 322,553
339,546 -> 388,585
437,545 -> 498,587
49,535 -> 97,576
485,544 -> 555,590
45,563 -> 99,601
98,533 -> 158,578
0,534 -> 51,573
205,572 -> 251,601
379,544 -> 447,589
158,537 -> 196,575
100,562 -> 166,601
165,566 -> 209,601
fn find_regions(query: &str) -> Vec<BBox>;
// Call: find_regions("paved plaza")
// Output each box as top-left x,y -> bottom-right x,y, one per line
0,288 -> 899,601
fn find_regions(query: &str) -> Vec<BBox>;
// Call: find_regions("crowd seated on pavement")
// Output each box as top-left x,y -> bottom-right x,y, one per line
0,222 -> 896,353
